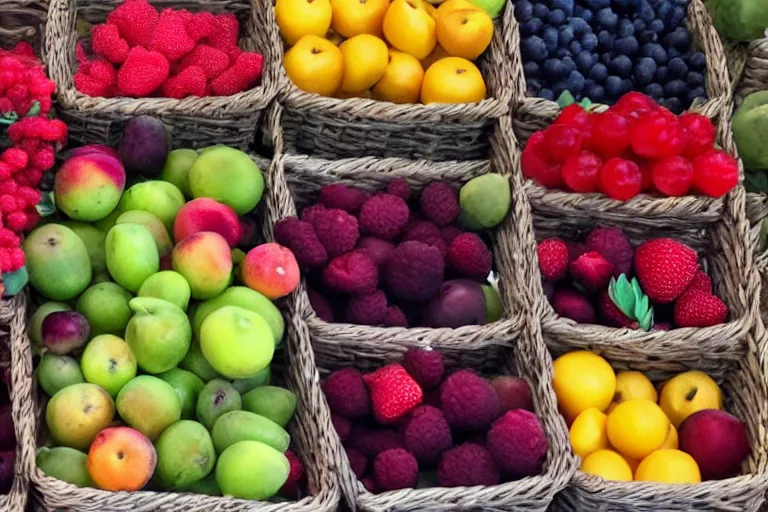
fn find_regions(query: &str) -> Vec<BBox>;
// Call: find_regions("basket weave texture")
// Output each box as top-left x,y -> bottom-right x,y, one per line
0,0 -> 48,50
44,0 -> 281,150
274,6 -> 512,161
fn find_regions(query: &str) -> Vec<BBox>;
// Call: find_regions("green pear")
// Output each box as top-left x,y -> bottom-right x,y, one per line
138,271 -> 191,311
105,223 -> 159,292
242,386 -> 297,428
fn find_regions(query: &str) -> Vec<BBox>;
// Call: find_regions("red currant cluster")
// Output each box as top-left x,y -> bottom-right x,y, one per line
522,92 -> 739,201
0,44 -> 67,275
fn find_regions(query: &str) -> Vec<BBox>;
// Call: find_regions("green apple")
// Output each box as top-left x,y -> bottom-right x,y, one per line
119,180 -> 185,232
37,354 -> 85,397
105,223 -> 159,292
80,334 -> 137,397
76,282 -> 133,337
160,149 -> 198,198
116,210 -> 173,257
125,297 -> 192,374
158,368 -> 204,420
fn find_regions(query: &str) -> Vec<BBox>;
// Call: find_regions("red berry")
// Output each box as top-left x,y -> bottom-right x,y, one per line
561,151 -> 602,193
589,112 -> 631,158
543,125 -> 583,164
679,113 -> 715,158
8,247 -> 25,271
5,211 -> 27,232
1,148 -> 28,170
638,159 -> 654,192
18,187 -> 41,207
0,163 -> 10,181
24,168 -> 43,186
652,156 -> 693,197
0,228 -> 19,247
631,112 -> 686,159
0,180 -> 17,196
611,92 -> 656,121
537,238 -> 569,281
0,195 -> 17,214
599,158 -> 642,201
554,104 -> 591,136
522,132 -> 562,188
692,150 -> 739,198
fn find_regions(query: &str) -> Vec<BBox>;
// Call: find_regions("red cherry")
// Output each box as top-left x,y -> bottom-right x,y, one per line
555,104 -> 591,132
522,132 -> 563,188
652,156 -> 694,197
631,112 -> 686,158
679,113 -> 716,158
637,159 -> 654,192
543,125 -> 583,163
562,151 -> 602,193
692,150 -> 739,198
589,112 -> 631,158
599,158 -> 642,201
611,92 -> 657,121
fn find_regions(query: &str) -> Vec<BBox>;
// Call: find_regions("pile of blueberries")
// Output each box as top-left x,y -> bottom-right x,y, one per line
517,0 -> 707,113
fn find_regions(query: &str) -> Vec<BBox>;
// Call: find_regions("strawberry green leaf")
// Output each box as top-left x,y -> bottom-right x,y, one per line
556,90 -> 577,109
578,97 -> 593,110
609,274 -> 636,318
639,307 -> 653,332
25,101 -> 40,118
2,266 -> 28,297
36,191 -> 56,217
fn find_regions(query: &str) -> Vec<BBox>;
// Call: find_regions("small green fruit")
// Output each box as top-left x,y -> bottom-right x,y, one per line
459,173 -> 511,230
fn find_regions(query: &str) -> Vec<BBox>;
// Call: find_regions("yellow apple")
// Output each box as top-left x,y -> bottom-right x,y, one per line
659,370 -> 723,428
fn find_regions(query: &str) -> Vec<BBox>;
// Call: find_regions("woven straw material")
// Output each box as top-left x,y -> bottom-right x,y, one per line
549,319 -> 768,511
44,0 -> 281,150
733,38 -> 768,102
0,0 -> 48,50
274,8 -> 511,161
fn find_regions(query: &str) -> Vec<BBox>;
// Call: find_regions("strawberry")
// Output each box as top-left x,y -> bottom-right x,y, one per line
537,238 -> 569,282
585,226 -> 634,277
634,238 -> 697,303
681,270 -> 712,297
674,291 -> 728,327
150,10 -> 196,62
569,251 -> 614,292
107,0 -> 159,47
117,47 -> 170,97
363,364 -> 423,424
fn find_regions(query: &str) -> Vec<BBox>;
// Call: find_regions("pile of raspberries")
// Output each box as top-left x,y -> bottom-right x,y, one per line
0,44 -> 67,274
538,226 -> 728,330
323,349 -> 548,493
274,179 -> 494,328
74,0 -> 264,99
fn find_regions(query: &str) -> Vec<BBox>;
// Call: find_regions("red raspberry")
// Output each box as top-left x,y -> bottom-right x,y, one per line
543,125 -> 582,164
0,249 -> 13,272
599,158 -> 642,201
18,187 -> 41,207
0,163 -> 11,181
631,112 -> 686,159
679,113 -> 716,158
8,247 -> 25,271
1,148 -> 28,170
31,146 -> 55,170
0,181 -> 17,196
561,151 -> 602,193
692,150 -> 739,198
15,197 -> 26,211
6,83 -> 28,103
522,132 -> 562,188
41,120 -> 68,143
24,208 -> 40,231
651,156 -> 693,197
5,211 -> 27,232
0,195 -> 18,214
611,92 -> 657,121
24,168 -> 43,187
589,112 -> 631,158
0,229 -> 20,247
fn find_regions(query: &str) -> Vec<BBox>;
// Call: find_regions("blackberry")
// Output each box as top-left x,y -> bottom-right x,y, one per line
664,79 -> 687,98
582,33 -> 599,51
562,56 -> 577,74
605,76 -> 623,98
524,61 -> 540,78
570,40 -> 583,54
575,51 -> 594,72
566,71 -> 586,94
649,19 -> 664,33
688,51 -> 706,70
664,27 -> 690,50
617,19 -> 635,38
574,5 -> 594,22
645,82 -> 664,98
568,17 -> 590,35
533,4 -> 549,18
641,43 -> 667,64
588,63 -> 608,82
597,31 -> 615,50
543,27 -> 559,53
655,66 -> 669,83
544,58 -> 568,80
688,87 -> 706,102
552,0 -> 575,16
585,83 -> 605,102
664,97 -> 683,114
559,26 -> 575,46
556,47 -> 570,58
540,88 -> 555,101
584,0 -> 610,9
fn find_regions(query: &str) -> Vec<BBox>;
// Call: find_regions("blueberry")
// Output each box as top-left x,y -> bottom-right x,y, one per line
543,27 -> 560,52
582,33 -> 599,52
670,6 -> 686,27
559,26 -> 575,46
556,47 -> 571,58
689,51 -> 706,70
566,70 -> 585,94
597,8 -> 619,30
539,88 -> 556,101
568,17 -> 590,35
638,2 -> 655,21
586,83 -> 605,102
589,63 -> 609,82
633,19 -> 647,32
533,4 -> 549,18
523,36 -> 549,61
570,40 -> 583,54
648,19 -> 664,33
575,51 -> 593,71
655,66 -> 669,83
665,97 -> 683,114
584,0 -> 610,9
574,5 -> 594,23
645,83 -> 664,98
634,57 -> 657,85
548,8 -> 566,25
552,0 -> 575,16
598,30 -> 615,50
562,56 -> 577,72
600,53 -> 611,65
544,58 -> 569,80
515,1 -> 534,22
641,43 -> 668,64
524,61 -> 540,78
553,80 -> 568,97
605,76 -> 623,98
610,55 -> 633,78
637,30 -> 658,44
667,48 -> 681,59
665,27 -> 691,50
688,86 -> 706,102
618,19 -> 635,38
664,79 -> 688,98
615,36 -> 639,55
621,79 -> 633,94
668,57 -> 688,78
686,71 -> 704,86
521,19 -> 544,36
657,3 -> 672,20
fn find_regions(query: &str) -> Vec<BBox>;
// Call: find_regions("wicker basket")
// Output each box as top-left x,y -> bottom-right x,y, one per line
44,0 -> 281,150
549,321 -> 768,511
0,0 -> 48,50
734,38 -> 768,102
273,4 -> 512,161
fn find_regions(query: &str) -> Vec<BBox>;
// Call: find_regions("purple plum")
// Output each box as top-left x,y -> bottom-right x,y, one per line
41,311 -> 90,355
118,115 -> 169,177
422,279 -> 486,328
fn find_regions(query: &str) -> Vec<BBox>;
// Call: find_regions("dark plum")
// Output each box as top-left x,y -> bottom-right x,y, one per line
41,311 -> 90,355
118,115 -> 169,178
422,280 -> 486,329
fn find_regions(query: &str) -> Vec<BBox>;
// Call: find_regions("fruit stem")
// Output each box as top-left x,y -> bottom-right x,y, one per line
685,388 -> 697,401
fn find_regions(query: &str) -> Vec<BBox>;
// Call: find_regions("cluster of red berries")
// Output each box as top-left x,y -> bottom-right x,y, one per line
0,44 -> 67,274
522,92 -> 739,200
74,0 -> 264,99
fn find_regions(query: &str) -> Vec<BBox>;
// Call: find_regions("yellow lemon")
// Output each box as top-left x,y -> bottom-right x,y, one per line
659,371 -> 723,428
420,57 -> 486,104
436,9 -> 493,60
661,424 -> 678,450
338,34 -> 389,93
383,0 -> 437,60
330,0 -> 390,38
552,351 -> 616,423
607,399 -> 669,460
580,450 -> 633,482
284,36 -> 344,96
372,50 -> 425,103
436,0 -> 481,17
635,449 -> 702,484
569,408 -> 609,460
607,371 -> 657,413
275,0 -> 332,45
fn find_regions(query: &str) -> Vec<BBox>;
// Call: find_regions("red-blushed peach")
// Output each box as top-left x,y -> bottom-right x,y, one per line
54,154 -> 126,222
241,243 -> 300,300
69,144 -> 120,160
172,232 -> 233,300
86,426 -> 156,491
174,198 -> 244,246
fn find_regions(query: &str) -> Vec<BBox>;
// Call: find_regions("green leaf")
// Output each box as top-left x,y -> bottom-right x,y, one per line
609,274 -> 636,318
639,307 -> 653,332
2,266 -> 28,297
25,101 -> 40,118
0,112 -> 18,125
36,191 -> 56,217
556,90 -> 577,109
578,97 -> 593,109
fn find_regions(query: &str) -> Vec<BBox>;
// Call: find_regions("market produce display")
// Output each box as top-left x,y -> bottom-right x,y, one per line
324,348 -> 547,491
273,173 -> 510,328
538,226 -> 728,329
73,0 -> 264,98
517,0 -> 708,111
554,351 -> 750,483
22,116 -> 308,500
522,91 -> 738,199
278,0 -> 498,102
